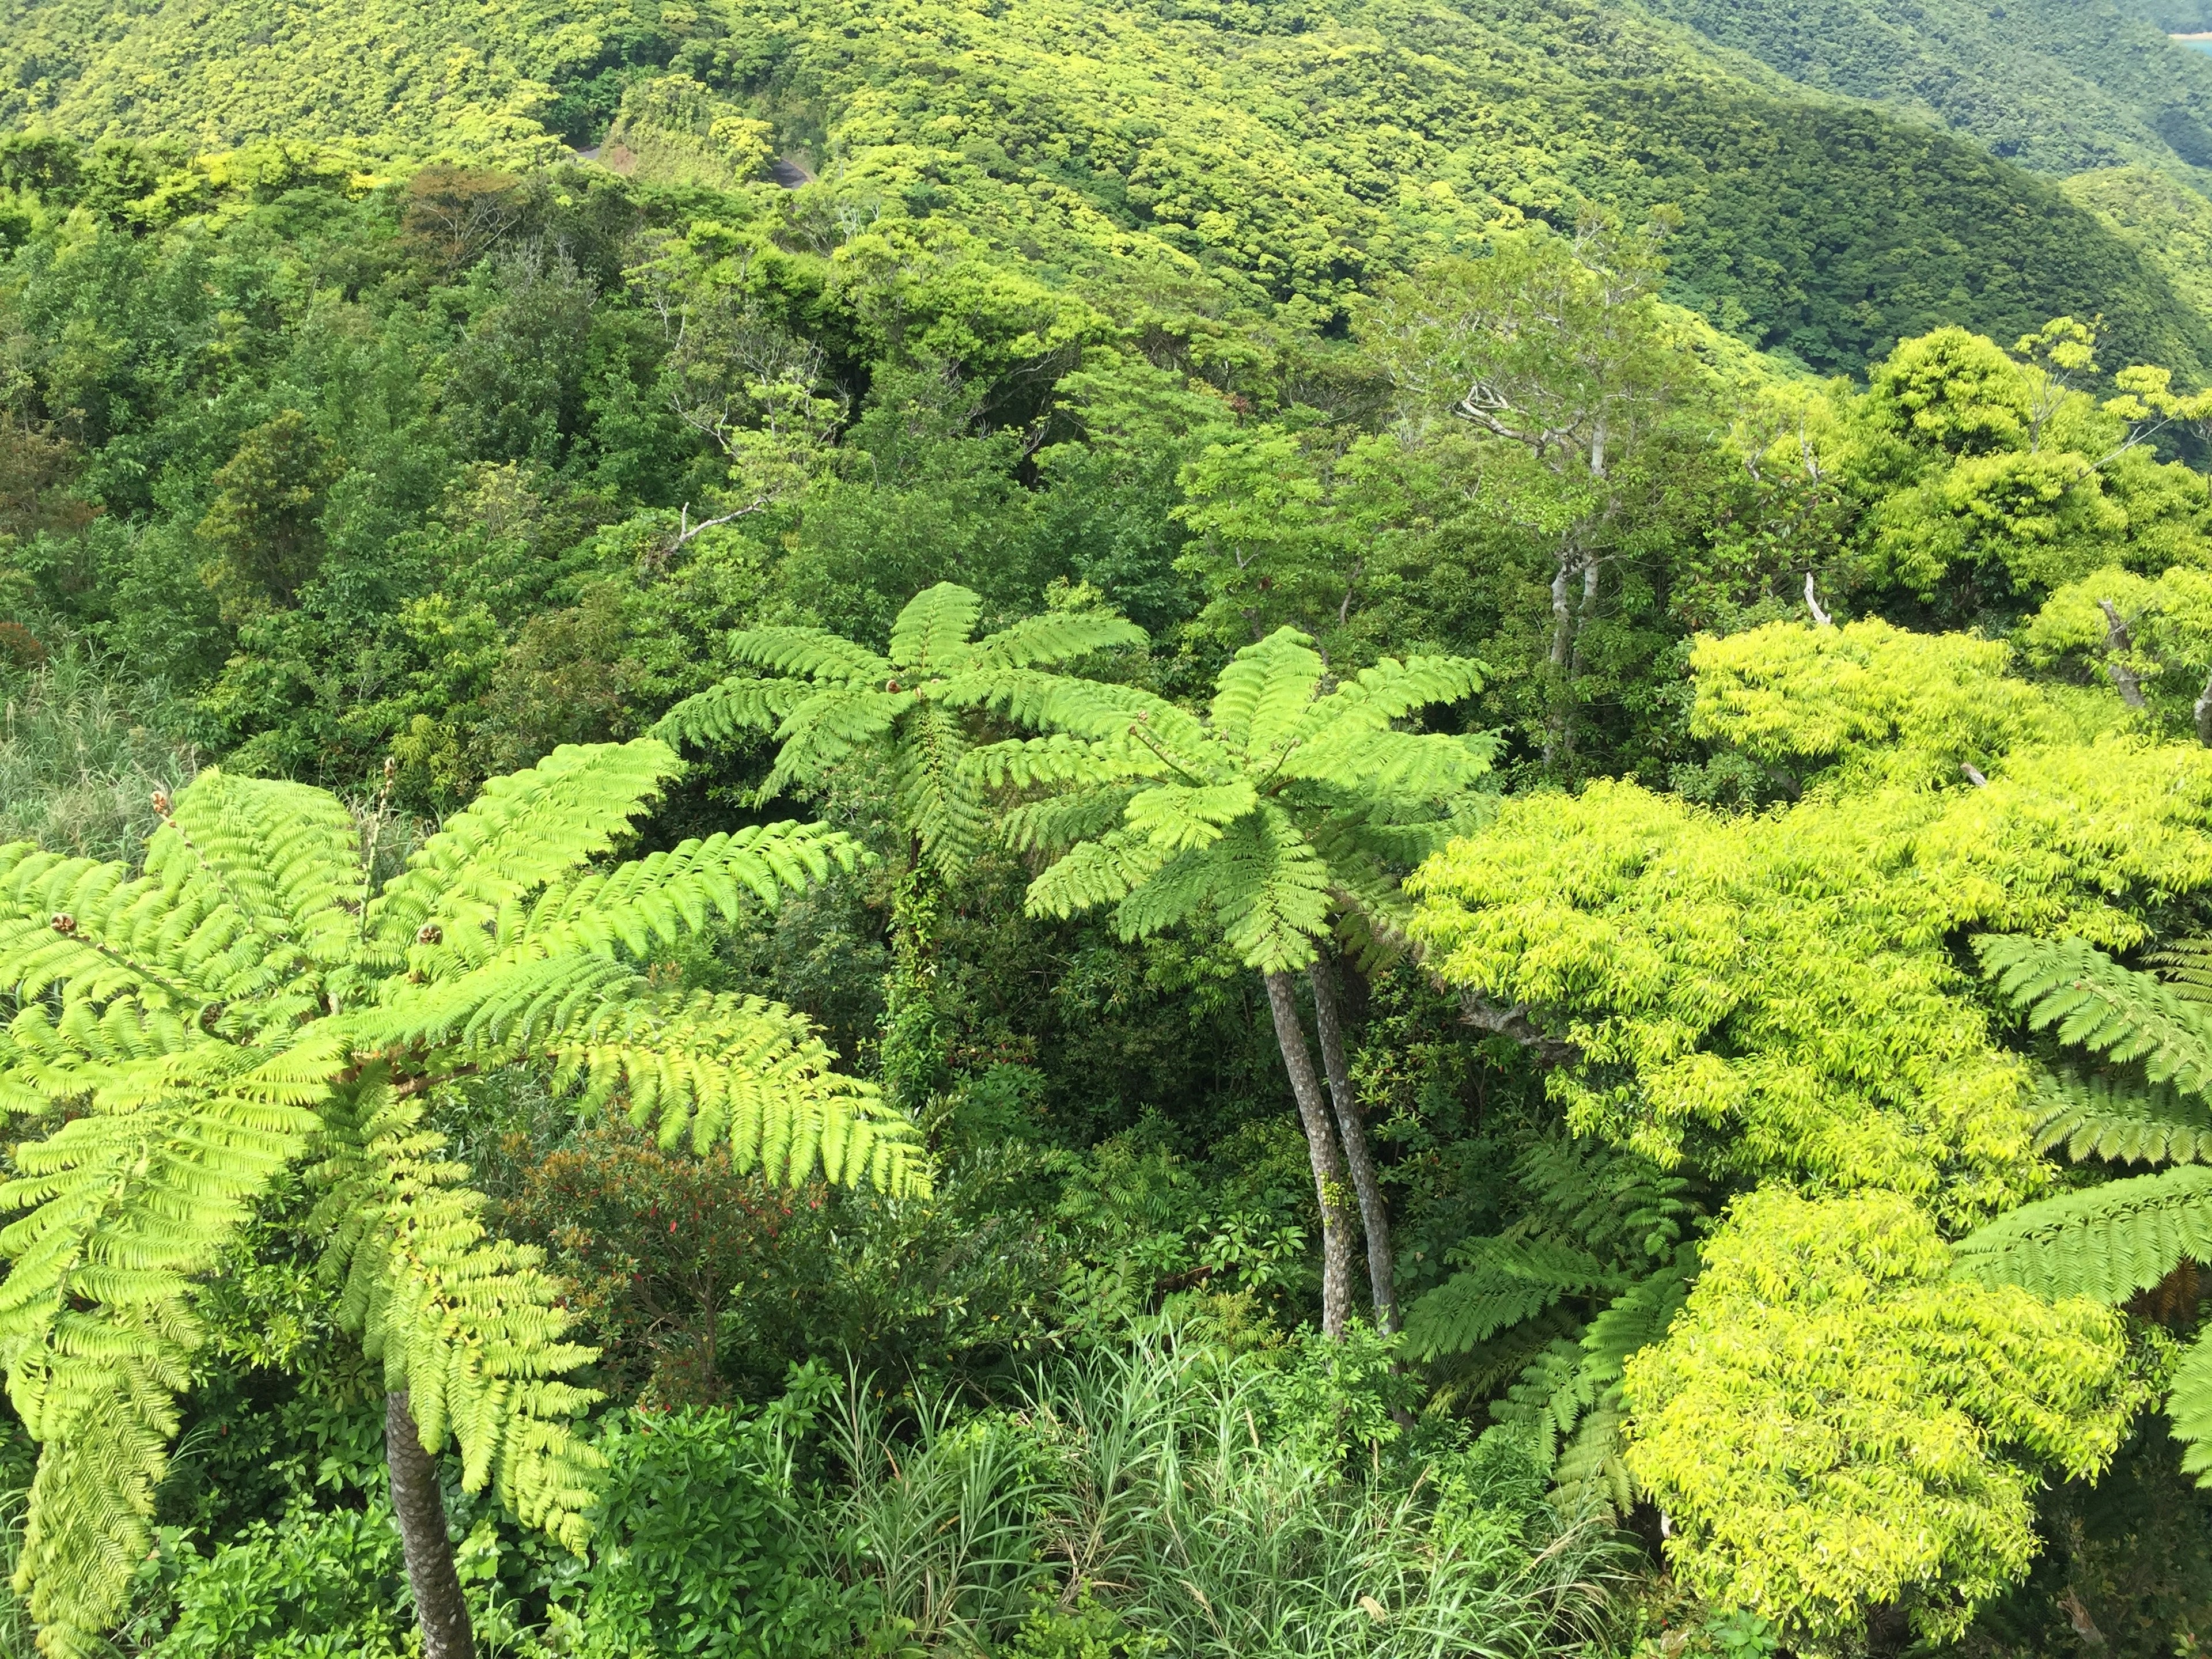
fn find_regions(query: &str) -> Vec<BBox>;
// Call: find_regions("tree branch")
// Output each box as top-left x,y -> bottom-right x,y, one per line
1456,992 -> 1579,1066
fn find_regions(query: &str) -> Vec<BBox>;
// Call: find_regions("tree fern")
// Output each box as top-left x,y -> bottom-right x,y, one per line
654,582 -> 1143,876
991,628 -> 1488,1337
0,739 -> 921,1657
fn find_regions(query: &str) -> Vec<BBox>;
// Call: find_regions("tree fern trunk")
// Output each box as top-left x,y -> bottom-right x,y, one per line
1308,955 -> 1395,1332
387,1390 -> 475,1659
1264,969 -> 1353,1339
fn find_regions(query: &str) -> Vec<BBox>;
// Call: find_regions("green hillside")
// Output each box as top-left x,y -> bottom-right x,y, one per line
0,0 -> 2207,371
1637,0 -> 2212,183
0,0 -> 677,161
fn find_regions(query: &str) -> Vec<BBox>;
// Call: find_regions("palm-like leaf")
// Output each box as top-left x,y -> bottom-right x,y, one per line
1002,628 -> 1489,974
656,584 -> 1143,874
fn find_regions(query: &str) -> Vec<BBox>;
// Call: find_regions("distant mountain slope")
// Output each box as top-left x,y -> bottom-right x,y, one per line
1634,0 -> 2212,182
0,0 -> 671,162
722,0 -> 2212,372
2,0 -> 2208,376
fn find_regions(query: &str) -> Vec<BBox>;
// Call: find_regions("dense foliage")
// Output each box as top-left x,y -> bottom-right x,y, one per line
9,0 -> 2212,1654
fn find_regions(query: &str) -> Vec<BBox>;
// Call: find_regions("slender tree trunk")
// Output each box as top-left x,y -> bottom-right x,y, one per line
1264,969 -> 1354,1339
1307,955 -> 1395,1332
2195,667 -> 2212,747
387,1391 -> 475,1659
2099,599 -> 2150,710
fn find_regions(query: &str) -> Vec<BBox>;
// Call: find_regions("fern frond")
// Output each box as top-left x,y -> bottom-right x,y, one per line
474,823 -> 862,975
650,676 -> 811,748
1210,629 -> 1324,757
0,1080 -> 320,1653
961,733 -> 1157,791
2033,1069 -> 2212,1165
1281,726 -> 1490,805
1027,830 -> 1171,922
545,990 -> 928,1194
312,1081 -> 604,1551
1951,1164 -> 2212,1301
1002,788 -> 1142,858
369,742 -> 683,953
899,700 -> 983,873
1976,934 -> 2212,1094
1205,804 -> 1334,972
756,687 -> 907,805
996,676 -> 1214,756
1299,655 -> 1487,734
1123,782 -> 1257,853
1402,1238 -> 1624,1359
724,627 -> 892,683
1495,1247 -> 1697,1516
154,770 -> 359,955
964,611 -> 1146,672
2155,935 -> 2212,1005
887,582 -> 983,676
2171,1325 -> 2212,1484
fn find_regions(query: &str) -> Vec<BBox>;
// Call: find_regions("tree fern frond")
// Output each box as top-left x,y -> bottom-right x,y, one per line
154,770 -> 359,955
312,1081 -> 604,1551
999,676 -> 1214,755
2155,935 -> 2212,1005
2170,1325 -> 2212,1485
1495,1247 -> 1697,1515
898,701 -> 982,871
0,1081 -> 320,1653
1000,788 -> 1139,857
650,676 -> 811,748
544,990 -> 928,1194
724,627 -> 892,683
1027,830 -> 1169,922
1206,805 -> 1334,972
964,611 -> 1146,672
1298,655 -> 1487,735
1210,629 -> 1324,757
1281,726 -> 1490,805
963,734 -> 1157,792
485,823 -> 865,974
756,687 -> 907,804
1402,1238 -> 1624,1359
1976,935 -> 2212,1094
1950,1165 -> 2212,1302
2033,1069 -> 2212,1165
887,582 -> 984,676
369,742 -> 683,952
1123,782 -> 1258,853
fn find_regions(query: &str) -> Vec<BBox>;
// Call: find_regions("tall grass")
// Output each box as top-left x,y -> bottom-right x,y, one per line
811,1335 -> 1626,1658
0,651 -> 196,862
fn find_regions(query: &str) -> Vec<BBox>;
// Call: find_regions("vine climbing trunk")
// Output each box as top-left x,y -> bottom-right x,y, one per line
1307,955 -> 1395,1332
387,1390 -> 475,1659
1264,969 -> 1354,1339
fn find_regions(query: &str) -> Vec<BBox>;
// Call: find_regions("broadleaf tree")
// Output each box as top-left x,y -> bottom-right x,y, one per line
971,627 -> 1489,1336
0,741 -> 923,1658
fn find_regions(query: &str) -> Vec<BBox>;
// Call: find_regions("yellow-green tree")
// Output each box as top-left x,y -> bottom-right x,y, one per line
1407,616 -> 2212,1645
